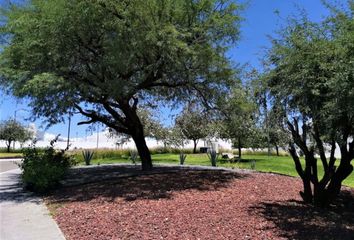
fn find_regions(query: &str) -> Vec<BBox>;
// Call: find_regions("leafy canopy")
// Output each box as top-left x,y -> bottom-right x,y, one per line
175,103 -> 212,142
218,86 -> 259,148
0,0 -> 241,132
268,4 -> 354,140
267,2 -> 354,205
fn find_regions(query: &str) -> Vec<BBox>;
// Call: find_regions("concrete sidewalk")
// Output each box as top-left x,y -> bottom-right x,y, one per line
0,168 -> 66,240
0,158 -> 21,173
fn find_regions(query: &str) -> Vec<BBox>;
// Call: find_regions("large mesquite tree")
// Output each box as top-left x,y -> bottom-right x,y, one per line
268,4 -> 354,206
0,0 -> 241,170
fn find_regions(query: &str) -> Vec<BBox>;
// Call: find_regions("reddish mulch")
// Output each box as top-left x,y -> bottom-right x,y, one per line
46,168 -> 354,240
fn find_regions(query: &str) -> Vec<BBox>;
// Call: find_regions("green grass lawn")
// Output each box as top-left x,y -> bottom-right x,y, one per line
81,153 -> 354,187
0,152 -> 23,158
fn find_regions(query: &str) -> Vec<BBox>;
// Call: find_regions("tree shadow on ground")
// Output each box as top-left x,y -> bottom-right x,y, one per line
249,191 -> 354,240
49,166 -> 246,204
0,172 -> 41,204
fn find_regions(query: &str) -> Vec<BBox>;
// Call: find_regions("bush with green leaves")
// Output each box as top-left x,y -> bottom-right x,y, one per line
19,139 -> 75,193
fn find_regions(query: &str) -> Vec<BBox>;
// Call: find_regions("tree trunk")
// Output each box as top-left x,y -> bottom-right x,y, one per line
287,120 -> 354,207
132,135 -> 152,171
6,141 -> 11,153
193,139 -> 198,154
118,99 -> 153,171
322,160 -> 353,205
300,174 -> 313,203
292,152 -> 353,206
275,145 -> 279,156
238,137 -> 242,159
131,128 -> 153,171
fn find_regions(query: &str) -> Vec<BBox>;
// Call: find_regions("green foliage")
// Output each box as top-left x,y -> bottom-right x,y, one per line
0,119 -> 33,152
70,147 -> 196,164
82,150 -> 94,166
0,0 -> 242,169
240,149 -> 289,156
70,148 -> 128,163
149,147 -> 194,154
267,2 -> 354,205
0,148 -> 23,153
19,138 -> 75,193
0,0 -> 241,129
267,104 -> 289,150
175,103 -> 214,153
108,108 -> 165,142
218,86 -> 260,153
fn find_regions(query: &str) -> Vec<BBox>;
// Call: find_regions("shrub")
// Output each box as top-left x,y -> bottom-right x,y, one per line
149,147 -> 195,154
19,138 -> 75,193
238,149 -> 290,156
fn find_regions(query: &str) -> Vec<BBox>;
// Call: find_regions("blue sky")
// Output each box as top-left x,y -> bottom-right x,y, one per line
0,0 -> 330,137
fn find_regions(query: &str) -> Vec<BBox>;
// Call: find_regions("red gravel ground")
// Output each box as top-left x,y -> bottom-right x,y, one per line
47,168 -> 354,240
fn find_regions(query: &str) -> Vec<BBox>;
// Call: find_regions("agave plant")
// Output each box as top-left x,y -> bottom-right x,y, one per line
130,150 -> 138,165
82,150 -> 94,165
207,149 -> 218,167
250,160 -> 256,170
179,153 -> 187,165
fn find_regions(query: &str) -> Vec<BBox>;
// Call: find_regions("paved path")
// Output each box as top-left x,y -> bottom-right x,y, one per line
0,159 -> 21,173
0,161 -> 66,240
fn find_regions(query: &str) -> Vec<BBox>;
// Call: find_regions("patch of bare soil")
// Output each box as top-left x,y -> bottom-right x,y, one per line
47,167 -> 354,240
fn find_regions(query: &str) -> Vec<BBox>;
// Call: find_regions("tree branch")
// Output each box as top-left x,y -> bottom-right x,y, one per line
329,138 -> 336,169
349,140 -> 354,161
289,143 -> 304,178
74,104 -> 130,134
287,120 -> 309,155
77,119 -> 96,125
312,123 -> 329,171
102,101 -> 127,126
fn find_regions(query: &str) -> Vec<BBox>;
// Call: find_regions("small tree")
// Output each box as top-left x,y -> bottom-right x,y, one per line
175,104 -> 211,153
218,86 -> 258,159
267,104 -> 289,156
151,125 -> 172,149
0,119 -> 33,152
251,71 -> 289,156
